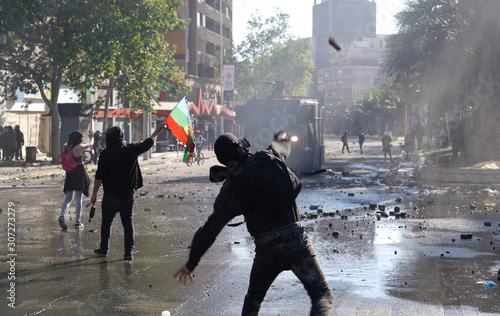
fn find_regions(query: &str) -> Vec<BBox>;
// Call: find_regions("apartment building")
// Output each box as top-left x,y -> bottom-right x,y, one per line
318,37 -> 387,103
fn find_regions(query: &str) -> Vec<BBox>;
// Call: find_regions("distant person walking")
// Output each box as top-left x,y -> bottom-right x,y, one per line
91,124 -> 164,261
356,130 -> 365,154
404,130 -> 415,160
341,130 -> 350,154
206,124 -> 215,151
14,125 -> 24,160
4,126 -> 15,161
59,130 -> 94,229
92,130 -> 105,164
382,132 -> 393,162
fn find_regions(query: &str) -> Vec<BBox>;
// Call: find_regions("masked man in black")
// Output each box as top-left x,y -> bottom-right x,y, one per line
91,124 -> 164,260
174,132 -> 333,315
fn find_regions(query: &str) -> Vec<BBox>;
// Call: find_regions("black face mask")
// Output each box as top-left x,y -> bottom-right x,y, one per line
214,133 -> 249,166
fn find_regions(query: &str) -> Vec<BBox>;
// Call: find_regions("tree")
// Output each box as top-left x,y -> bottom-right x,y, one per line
66,0 -> 189,132
234,8 -> 314,101
0,1 -> 85,162
384,0 -> 500,162
0,0 -> 186,162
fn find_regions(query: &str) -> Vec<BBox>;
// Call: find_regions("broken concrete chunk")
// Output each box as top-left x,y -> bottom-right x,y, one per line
460,233 -> 473,239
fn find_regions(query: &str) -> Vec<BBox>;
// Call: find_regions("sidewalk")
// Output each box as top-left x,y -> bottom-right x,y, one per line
0,149 -> 200,183
2,139 -> 498,185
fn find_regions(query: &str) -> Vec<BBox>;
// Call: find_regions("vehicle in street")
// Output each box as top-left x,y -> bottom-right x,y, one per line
236,97 -> 324,174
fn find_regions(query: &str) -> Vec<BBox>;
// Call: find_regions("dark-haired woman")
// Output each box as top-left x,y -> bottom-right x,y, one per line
58,130 -> 93,229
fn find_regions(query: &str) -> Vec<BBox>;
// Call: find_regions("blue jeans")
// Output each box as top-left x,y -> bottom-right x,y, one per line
242,232 -> 332,315
100,192 -> 134,254
60,190 -> 83,224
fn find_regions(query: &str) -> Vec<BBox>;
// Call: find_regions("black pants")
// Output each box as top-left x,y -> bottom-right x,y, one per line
242,232 -> 333,315
15,145 -> 23,159
342,143 -> 350,153
100,192 -> 135,254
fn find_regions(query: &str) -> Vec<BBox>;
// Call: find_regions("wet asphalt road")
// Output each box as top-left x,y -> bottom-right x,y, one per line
1,137 -> 500,315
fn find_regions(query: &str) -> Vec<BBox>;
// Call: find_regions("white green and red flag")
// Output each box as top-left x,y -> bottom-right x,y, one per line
163,96 -> 195,163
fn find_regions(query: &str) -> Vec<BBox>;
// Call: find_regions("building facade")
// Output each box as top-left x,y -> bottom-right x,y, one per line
161,0 -> 232,101
159,0 -> 234,137
312,0 -> 376,70
318,37 -> 387,103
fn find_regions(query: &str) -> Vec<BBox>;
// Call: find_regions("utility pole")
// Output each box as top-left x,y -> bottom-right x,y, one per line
220,0 -> 224,134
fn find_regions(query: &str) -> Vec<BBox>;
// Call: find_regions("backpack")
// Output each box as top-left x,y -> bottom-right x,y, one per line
61,150 -> 77,171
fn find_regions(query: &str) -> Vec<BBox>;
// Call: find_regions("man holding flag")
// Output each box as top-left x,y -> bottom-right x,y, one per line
91,123 -> 164,261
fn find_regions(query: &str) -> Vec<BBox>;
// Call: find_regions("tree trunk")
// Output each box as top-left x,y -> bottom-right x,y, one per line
35,68 -> 63,163
102,78 -> 115,132
51,105 -> 61,163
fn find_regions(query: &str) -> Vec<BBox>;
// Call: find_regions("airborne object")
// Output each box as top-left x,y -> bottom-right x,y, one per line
328,36 -> 341,51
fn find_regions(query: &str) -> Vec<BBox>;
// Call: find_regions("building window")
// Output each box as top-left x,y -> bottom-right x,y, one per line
197,12 -> 205,27
206,42 -> 215,56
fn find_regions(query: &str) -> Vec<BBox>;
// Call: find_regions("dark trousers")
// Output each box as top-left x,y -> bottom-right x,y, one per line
242,232 -> 333,316
15,145 -> 23,159
342,143 -> 350,153
207,138 -> 215,151
100,192 -> 135,254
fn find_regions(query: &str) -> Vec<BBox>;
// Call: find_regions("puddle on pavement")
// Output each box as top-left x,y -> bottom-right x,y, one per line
2,179 -> 500,314
295,186 -> 500,314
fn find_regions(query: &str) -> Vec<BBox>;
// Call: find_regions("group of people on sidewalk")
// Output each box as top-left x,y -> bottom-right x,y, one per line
0,125 -> 24,161
57,124 -> 333,315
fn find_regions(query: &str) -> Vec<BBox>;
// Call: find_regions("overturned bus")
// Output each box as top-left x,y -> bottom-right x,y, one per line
236,98 -> 324,174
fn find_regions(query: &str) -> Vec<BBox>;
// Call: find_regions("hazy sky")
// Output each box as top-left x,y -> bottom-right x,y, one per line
232,0 -> 406,45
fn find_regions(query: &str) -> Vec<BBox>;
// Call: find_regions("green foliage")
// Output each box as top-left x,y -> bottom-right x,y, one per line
323,79 -> 405,135
383,0 -> 500,162
65,0 -> 189,111
423,146 -> 453,165
385,0 -> 500,114
234,8 -> 314,101
0,0 -> 189,159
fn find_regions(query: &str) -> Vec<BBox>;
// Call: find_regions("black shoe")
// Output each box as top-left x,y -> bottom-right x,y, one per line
94,248 -> 107,257
124,253 -> 133,261
58,216 -> 67,230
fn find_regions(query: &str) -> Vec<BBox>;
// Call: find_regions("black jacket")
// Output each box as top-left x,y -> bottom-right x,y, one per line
95,138 -> 154,195
186,139 -> 301,271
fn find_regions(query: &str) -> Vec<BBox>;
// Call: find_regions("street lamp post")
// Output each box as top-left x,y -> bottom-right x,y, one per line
219,0 -> 224,134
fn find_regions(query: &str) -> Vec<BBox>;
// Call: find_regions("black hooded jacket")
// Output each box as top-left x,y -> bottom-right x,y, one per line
186,138 -> 302,271
95,127 -> 154,195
